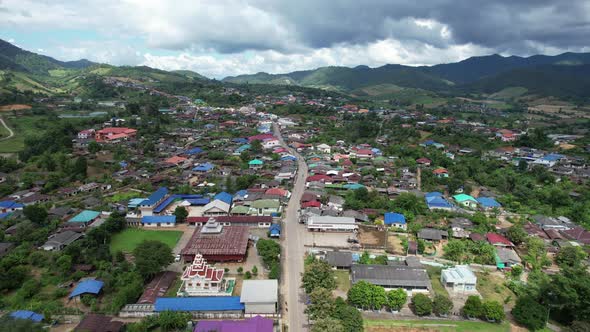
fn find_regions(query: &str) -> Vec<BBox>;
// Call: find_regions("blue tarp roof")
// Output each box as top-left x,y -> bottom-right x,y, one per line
214,192 -> 233,205
142,215 -> 176,224
384,212 -> 406,225
0,200 -> 23,209
193,162 -> 214,172
476,197 -> 501,208
154,297 -> 244,312
184,147 -> 204,155
140,187 -> 169,206
69,279 -> 104,298
10,310 -> 44,322
343,183 -> 365,190
69,210 -> 100,223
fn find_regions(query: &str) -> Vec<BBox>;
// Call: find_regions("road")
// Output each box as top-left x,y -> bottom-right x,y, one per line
274,123 -> 309,331
0,117 -> 14,141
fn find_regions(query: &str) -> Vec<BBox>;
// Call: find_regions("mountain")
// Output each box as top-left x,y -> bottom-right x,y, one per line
224,65 -> 452,92
0,39 -> 96,74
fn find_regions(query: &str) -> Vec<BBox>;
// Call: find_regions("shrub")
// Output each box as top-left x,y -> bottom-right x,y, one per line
411,293 -> 432,316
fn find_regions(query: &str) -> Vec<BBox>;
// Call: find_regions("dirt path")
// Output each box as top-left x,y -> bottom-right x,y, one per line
0,117 -> 14,141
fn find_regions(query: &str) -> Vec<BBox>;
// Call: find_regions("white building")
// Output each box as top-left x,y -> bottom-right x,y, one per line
240,280 -> 278,314
440,265 -> 477,292
316,143 -> 331,154
306,216 -> 358,232
202,200 -> 230,216
177,254 -> 234,296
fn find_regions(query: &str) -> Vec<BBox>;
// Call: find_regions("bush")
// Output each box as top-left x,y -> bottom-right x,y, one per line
433,294 -> 453,316
482,300 -> 505,322
411,293 -> 432,316
463,295 -> 483,318
244,271 -> 252,279
512,296 -> 547,331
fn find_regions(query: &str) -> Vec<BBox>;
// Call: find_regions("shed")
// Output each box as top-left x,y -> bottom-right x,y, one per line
240,280 -> 278,314
69,279 -> 104,299
10,310 -> 44,322
325,251 -> 353,269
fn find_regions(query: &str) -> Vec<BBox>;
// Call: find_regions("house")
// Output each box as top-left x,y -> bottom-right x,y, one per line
95,127 -> 137,142
177,254 -> 233,296
351,264 -> 431,293
384,212 -> 406,230
0,200 -> 24,213
450,218 -> 473,238
325,251 -> 353,269
532,215 -> 573,230
327,195 -> 345,211
306,215 -> 358,232
68,210 -> 101,226
416,158 -> 431,166
453,194 -> 478,208
41,231 -> 84,251
164,155 -> 188,166
193,162 -> 215,173
141,215 -> 176,227
74,314 -> 124,332
194,316 -> 273,332
425,192 -> 453,210
69,279 -> 104,299
248,159 -> 264,170
240,280 -> 278,314
441,265 -> 477,292
316,143 -> 331,154
77,129 -> 95,140
495,248 -> 521,269
418,228 -> 448,242
138,187 -> 169,217
486,233 -> 514,248
561,227 -> 590,245
9,310 -> 44,323
181,220 -> 249,262
202,200 -> 231,216
476,197 -> 501,210
433,168 -> 449,178
249,199 -> 281,216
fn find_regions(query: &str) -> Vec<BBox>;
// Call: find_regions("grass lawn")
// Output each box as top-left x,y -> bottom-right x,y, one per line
110,228 -> 183,253
334,270 -> 351,293
365,319 -> 510,332
165,277 -> 183,297
426,266 -> 449,297
475,272 -> 516,307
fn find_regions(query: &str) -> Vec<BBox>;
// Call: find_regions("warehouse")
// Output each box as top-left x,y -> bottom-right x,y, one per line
306,215 -> 358,232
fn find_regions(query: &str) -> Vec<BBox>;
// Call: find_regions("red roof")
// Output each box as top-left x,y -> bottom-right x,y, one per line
248,134 -> 276,142
416,158 -> 431,164
561,227 -> 590,245
301,200 -> 321,209
306,174 -> 332,182
265,188 -> 289,197
187,216 -> 272,224
355,149 -> 373,155
182,226 -> 249,258
96,127 -> 136,135
433,168 -> 448,174
165,155 -> 188,165
486,233 -> 513,246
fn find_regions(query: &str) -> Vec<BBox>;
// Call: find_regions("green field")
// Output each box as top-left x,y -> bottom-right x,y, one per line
110,228 -> 183,253
334,270 -> 351,293
476,272 -> 516,307
365,319 -> 510,332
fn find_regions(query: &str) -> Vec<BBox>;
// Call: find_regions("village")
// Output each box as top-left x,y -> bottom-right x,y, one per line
0,87 -> 588,332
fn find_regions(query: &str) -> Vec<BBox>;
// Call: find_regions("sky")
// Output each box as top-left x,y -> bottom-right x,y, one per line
1,0 -> 590,79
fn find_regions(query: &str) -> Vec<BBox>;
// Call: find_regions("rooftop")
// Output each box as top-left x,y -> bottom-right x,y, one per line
240,280 -> 278,303
182,226 -> 249,257
154,296 -> 244,312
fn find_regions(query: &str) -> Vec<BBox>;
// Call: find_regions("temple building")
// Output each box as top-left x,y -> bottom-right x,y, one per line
177,254 -> 235,297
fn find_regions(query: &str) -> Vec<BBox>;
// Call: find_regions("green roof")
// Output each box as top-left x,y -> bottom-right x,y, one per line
250,199 -> 280,209
231,205 -> 250,214
453,194 -> 477,202
248,159 -> 263,165
69,210 -> 100,223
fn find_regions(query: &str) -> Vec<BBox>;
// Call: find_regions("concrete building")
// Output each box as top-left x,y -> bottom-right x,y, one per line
351,264 -> 431,293
440,265 -> 477,292
306,215 -> 358,232
240,280 -> 278,314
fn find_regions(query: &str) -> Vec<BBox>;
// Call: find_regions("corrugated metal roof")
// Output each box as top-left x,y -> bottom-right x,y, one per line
142,215 -> 176,224
69,210 -> 100,223
240,280 -> 278,303
10,310 -> 44,322
154,296 -> 244,311
140,187 -> 168,206
69,279 -> 104,298
351,264 -> 431,289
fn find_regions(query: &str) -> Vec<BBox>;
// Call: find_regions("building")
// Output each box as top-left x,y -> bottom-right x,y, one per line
188,216 -> 272,228
0,200 -> 24,213
424,192 -> 453,210
453,194 -> 478,208
306,215 -> 358,232
440,265 -> 477,292
248,159 -> 264,170
9,310 -> 44,323
194,316 -> 273,332
178,254 -> 233,296
181,220 -> 249,262
67,210 -> 101,226
384,212 -> 406,230
74,314 -> 124,332
240,280 -> 278,314
69,279 -> 104,299
95,127 -> 137,142
141,215 -> 176,227
351,264 -> 431,293
154,297 -> 244,317
0,242 -> 14,257
138,187 -> 169,217
202,200 -> 231,216
486,233 -> 514,248
249,199 -> 282,216
325,251 -> 353,269
418,228 -> 448,242
495,248 -> 521,269
41,230 -> 83,251
476,197 -> 501,210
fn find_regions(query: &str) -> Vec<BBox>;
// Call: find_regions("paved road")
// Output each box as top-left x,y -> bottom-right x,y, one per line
0,117 -> 14,141
274,123 -> 309,331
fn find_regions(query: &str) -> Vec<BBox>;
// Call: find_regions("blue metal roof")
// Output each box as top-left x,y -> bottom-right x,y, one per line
269,224 -> 281,234
232,138 -> 248,144
425,192 -> 443,198
384,212 -> 406,225
476,197 -> 501,208
140,187 -> 169,206
193,162 -> 214,172
184,147 -> 204,155
10,310 -> 44,322
542,153 -> 564,161
185,198 -> 210,206
234,190 -> 248,198
69,279 -> 104,298
154,297 -> 244,312
214,192 -> 233,205
142,215 -> 176,224
426,196 -> 453,208
0,212 -> 12,219
0,200 -> 23,209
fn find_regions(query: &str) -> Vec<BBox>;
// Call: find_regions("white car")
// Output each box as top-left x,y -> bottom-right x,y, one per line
174,254 -> 181,262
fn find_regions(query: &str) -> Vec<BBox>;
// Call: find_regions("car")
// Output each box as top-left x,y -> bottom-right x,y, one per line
174,254 -> 181,262
347,238 -> 359,244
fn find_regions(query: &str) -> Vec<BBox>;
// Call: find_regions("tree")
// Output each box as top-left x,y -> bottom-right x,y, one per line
244,271 -> 252,279
368,284 -> 388,310
55,254 -> 72,276
332,297 -> 363,332
302,260 -> 336,294
433,294 -> 453,316
507,224 -> 528,245
73,156 -> 88,179
252,265 -> 258,276
312,317 -> 345,332
88,141 -> 101,154
156,311 -> 191,331
463,295 -> 483,318
524,237 -> 550,271
512,296 -> 547,331
305,287 -> 335,320
387,288 -> 407,311
347,281 -> 371,309
23,205 -> 48,225
482,300 -> 505,322
237,267 -> 243,274
510,265 -> 523,279
250,139 -> 263,153
556,246 -> 588,269
133,241 -> 173,281
411,293 -> 432,316
443,240 -> 467,262
173,206 -> 188,223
